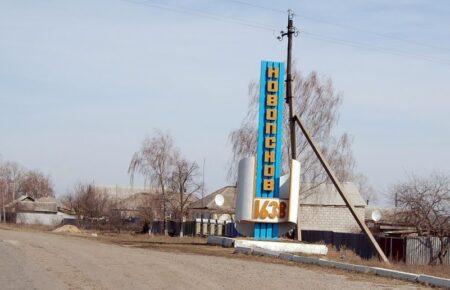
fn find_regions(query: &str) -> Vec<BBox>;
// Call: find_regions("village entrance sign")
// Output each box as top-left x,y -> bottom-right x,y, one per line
235,61 -> 300,240
232,12 -> 389,263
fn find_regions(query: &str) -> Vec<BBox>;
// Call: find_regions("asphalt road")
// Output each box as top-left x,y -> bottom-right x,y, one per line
0,229 -> 425,290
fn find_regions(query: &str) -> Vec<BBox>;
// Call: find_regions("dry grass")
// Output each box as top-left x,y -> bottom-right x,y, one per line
96,232 -> 240,258
325,245 -> 450,279
0,222 -> 55,232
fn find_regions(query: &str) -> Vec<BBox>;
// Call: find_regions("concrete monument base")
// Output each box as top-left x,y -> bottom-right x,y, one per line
234,239 -> 327,255
207,236 -> 327,255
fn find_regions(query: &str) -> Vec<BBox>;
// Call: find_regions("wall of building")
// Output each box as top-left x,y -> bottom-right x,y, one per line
16,212 -> 75,227
298,205 -> 365,233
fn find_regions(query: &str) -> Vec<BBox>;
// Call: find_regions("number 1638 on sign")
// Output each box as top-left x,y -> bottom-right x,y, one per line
252,198 -> 288,223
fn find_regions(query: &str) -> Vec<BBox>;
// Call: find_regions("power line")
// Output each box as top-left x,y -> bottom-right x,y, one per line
118,0 -> 450,66
224,0 -> 285,14
295,14 -> 450,53
221,0 -> 450,53
302,31 -> 450,66
119,0 -> 275,31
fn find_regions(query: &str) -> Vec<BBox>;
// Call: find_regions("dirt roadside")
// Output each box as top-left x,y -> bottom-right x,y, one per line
0,226 -> 432,289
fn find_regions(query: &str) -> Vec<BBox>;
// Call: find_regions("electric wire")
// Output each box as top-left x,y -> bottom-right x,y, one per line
223,0 -> 450,53
119,0 -> 275,32
302,31 -> 450,65
118,0 -> 450,66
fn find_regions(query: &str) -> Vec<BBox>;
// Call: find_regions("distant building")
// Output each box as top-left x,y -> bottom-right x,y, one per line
94,185 -> 151,200
5,195 -> 75,226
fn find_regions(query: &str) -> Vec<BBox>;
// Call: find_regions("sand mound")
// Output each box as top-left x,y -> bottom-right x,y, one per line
53,225 -> 82,234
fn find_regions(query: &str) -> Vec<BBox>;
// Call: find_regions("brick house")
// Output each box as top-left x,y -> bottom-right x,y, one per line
298,182 -> 366,233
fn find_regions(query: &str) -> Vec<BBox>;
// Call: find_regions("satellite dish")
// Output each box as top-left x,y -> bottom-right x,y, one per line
214,194 -> 225,207
371,210 -> 382,222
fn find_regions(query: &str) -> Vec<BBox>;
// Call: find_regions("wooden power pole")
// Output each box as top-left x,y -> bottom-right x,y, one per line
279,9 -> 300,240
278,10 -> 389,263
280,9 -> 297,161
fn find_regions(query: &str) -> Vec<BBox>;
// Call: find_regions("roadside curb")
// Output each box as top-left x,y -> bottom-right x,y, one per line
418,274 -> 450,288
234,246 -> 450,288
206,236 -> 235,248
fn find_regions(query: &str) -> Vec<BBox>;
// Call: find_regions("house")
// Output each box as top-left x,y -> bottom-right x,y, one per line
191,182 -> 367,233
298,182 -> 366,233
188,186 -> 236,221
5,195 -> 75,226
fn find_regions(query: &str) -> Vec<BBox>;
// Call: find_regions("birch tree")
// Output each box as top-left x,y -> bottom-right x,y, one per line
169,153 -> 201,237
128,130 -> 174,235
229,69 -> 357,195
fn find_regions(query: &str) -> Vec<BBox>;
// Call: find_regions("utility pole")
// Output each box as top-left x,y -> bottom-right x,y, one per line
279,9 -> 300,240
275,9 -> 389,264
201,159 -> 205,235
1,179 -> 7,223
279,10 -> 298,160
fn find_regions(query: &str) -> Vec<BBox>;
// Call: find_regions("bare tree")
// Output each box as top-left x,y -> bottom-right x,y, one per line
18,169 -> 54,199
229,69 -> 357,195
169,153 -> 202,237
0,161 -> 25,221
67,183 -> 110,227
0,162 -> 23,201
355,173 -> 378,205
0,179 -> 7,222
138,193 -> 163,234
390,172 -> 450,265
128,130 -> 175,235
0,160 -> 55,222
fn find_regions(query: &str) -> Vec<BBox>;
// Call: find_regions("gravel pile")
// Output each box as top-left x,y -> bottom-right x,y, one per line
52,225 -> 82,234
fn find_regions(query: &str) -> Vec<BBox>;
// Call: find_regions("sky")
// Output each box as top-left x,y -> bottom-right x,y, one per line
1,0 -> 449,203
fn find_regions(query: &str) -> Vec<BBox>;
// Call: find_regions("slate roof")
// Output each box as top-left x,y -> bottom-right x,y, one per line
5,195 -> 58,213
299,182 -> 366,207
189,186 -> 236,213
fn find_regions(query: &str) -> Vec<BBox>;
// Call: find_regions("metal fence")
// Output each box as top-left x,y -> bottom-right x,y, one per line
301,230 -> 377,259
406,236 -> 450,265
301,230 -> 449,265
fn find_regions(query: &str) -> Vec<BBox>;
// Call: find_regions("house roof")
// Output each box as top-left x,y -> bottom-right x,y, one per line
95,185 -> 152,200
16,201 -> 57,213
189,186 -> 236,213
4,195 -> 34,209
36,196 -> 56,203
189,182 -> 366,212
299,182 -> 366,207
5,195 -> 58,213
